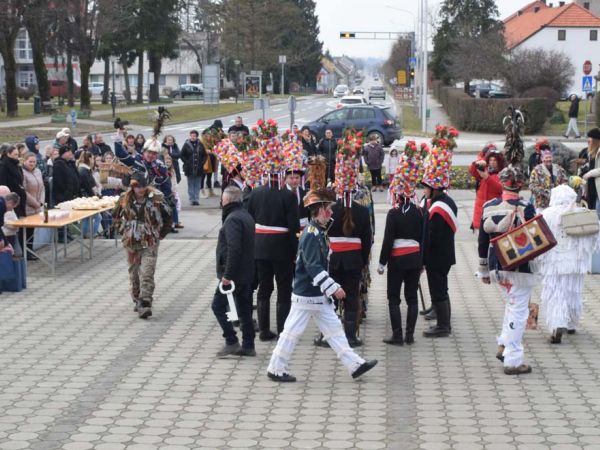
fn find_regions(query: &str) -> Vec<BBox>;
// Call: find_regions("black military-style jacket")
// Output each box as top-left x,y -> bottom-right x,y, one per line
424,193 -> 458,269
380,202 -> 426,270
328,201 -> 372,271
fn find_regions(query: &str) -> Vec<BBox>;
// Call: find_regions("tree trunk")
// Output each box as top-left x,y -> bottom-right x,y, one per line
102,56 -> 110,104
26,24 -> 51,102
148,52 -> 161,103
121,56 -> 132,104
1,43 -> 18,117
80,59 -> 92,111
66,47 -> 75,107
136,50 -> 144,104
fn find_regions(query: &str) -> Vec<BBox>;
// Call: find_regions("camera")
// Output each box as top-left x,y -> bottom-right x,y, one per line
113,117 -> 129,130
476,160 -> 487,170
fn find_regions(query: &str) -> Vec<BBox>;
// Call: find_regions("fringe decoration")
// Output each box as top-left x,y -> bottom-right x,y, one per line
540,274 -> 585,330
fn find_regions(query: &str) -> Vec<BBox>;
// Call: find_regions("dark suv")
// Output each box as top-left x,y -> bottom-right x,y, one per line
304,105 -> 402,146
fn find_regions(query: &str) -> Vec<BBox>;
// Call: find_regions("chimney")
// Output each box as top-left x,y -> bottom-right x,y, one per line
584,2 -> 590,10
548,2 -> 553,6
534,6 -> 540,12
518,10 -> 522,15
559,1 -> 565,6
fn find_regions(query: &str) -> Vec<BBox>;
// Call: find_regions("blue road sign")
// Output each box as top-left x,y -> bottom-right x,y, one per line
582,76 -> 593,92
409,57 -> 417,68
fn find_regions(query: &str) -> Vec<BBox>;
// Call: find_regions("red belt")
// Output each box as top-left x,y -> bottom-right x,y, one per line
391,246 -> 420,257
255,224 -> 288,234
330,237 -> 361,253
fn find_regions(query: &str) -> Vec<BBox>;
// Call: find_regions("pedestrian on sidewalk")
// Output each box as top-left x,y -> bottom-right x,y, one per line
564,94 -> 581,139
212,186 -> 256,357
266,187 -> 377,383
379,141 -> 426,346
181,130 -> 206,205
112,171 -> 172,319
538,184 -> 600,343
363,135 -> 385,191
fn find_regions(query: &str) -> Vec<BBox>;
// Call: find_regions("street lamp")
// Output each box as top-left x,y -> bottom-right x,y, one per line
234,59 -> 240,103
110,56 -> 117,118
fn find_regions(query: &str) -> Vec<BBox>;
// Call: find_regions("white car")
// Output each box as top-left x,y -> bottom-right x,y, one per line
336,95 -> 368,108
333,84 -> 350,98
89,82 -> 104,96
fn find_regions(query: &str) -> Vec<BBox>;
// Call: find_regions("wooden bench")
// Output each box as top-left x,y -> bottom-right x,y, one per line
41,101 -> 59,114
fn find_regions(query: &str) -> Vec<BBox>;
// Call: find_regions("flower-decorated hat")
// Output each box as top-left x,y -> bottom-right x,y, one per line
421,125 -> 457,189
333,127 -> 363,206
213,138 -> 242,175
283,135 -> 305,175
389,141 -> 428,204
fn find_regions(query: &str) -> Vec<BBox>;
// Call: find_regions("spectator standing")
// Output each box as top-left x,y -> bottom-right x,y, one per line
162,135 -> 181,184
25,135 -> 46,177
528,139 -> 550,176
316,129 -> 338,182
384,147 -> 399,185
52,145 -> 80,206
124,134 -> 137,154
75,134 -> 100,159
0,144 -> 26,218
134,134 -> 146,154
163,153 -> 182,232
1,193 -> 21,256
180,130 -> 206,205
300,126 -> 317,158
564,94 -> 581,139
94,133 -> 112,156
60,128 -> 79,153
582,127 -> 600,216
529,150 -> 568,211
227,116 -> 250,135
363,135 -> 385,191
202,120 -> 224,197
22,152 -> 44,259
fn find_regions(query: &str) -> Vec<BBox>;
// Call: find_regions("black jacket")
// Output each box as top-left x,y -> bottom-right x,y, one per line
97,142 -> 112,156
216,202 -> 256,285
286,185 -> 309,228
424,193 -> 457,268
180,139 -> 206,177
162,143 -> 182,183
329,201 -> 372,271
379,203 -> 426,270
52,157 -> 81,205
78,165 -> 96,197
228,124 -> 250,135
317,138 -> 338,181
301,137 -> 317,158
528,151 -> 542,176
568,97 -> 580,118
247,185 -> 300,261
0,155 -> 26,217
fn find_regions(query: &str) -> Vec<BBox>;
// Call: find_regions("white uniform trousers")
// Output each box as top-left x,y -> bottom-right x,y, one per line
497,283 -> 533,368
268,298 -> 365,376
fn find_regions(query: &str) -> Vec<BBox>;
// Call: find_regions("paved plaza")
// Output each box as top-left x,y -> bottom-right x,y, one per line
1,191 -> 600,450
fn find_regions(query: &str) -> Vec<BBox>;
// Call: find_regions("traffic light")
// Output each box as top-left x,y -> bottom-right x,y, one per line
410,68 -> 415,80
340,32 -> 356,39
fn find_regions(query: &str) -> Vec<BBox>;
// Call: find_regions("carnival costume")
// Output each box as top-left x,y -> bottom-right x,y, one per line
538,184 -> 600,343
379,140 -> 428,345
529,150 -> 568,211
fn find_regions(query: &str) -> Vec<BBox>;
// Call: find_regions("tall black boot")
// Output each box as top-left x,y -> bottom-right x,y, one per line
344,310 -> 363,347
423,301 -> 450,338
276,302 -> 291,335
424,306 -> 437,321
383,304 -> 404,346
405,304 -> 418,345
258,300 -> 276,341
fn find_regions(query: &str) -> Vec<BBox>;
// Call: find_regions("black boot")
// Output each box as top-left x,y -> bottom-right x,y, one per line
423,301 -> 450,338
383,304 -> 404,346
258,300 -> 276,341
137,300 -> 152,319
405,304 -> 418,345
276,302 -> 291,336
344,310 -> 362,347
420,305 -> 432,316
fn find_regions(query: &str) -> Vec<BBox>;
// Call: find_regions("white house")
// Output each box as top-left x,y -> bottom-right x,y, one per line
504,0 -> 600,97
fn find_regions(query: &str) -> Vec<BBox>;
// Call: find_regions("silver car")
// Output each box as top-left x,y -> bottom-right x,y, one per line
333,84 -> 349,98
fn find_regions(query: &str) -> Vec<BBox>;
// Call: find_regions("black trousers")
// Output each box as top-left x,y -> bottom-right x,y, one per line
370,169 -> 382,186
211,282 -> 255,349
426,266 -> 451,304
387,266 -> 421,306
256,259 -> 293,326
200,172 -> 213,189
330,267 -> 361,322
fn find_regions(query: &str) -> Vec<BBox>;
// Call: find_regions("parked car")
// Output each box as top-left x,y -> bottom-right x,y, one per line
89,82 -> 104,96
49,79 -> 81,98
304,105 -> 402,146
369,85 -> 386,100
170,84 -> 203,98
336,95 -> 368,108
333,84 -> 350,98
468,82 -> 509,98
353,88 -> 365,95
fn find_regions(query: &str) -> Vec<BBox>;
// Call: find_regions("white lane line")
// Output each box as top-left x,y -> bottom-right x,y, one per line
273,107 -> 284,112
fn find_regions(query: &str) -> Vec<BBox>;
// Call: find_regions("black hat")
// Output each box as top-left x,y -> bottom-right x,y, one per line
212,120 -> 223,129
130,171 -> 149,188
588,128 -> 600,140
58,145 -> 72,156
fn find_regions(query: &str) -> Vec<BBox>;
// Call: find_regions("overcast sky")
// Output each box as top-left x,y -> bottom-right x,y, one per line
314,0 -> 565,59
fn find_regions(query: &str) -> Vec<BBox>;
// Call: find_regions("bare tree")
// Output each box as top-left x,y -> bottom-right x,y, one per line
0,2 -> 22,117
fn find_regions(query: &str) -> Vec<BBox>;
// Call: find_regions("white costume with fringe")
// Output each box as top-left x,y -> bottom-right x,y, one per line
538,185 -> 600,331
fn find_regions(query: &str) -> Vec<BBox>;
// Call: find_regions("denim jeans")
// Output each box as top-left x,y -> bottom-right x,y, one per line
211,282 -> 255,349
81,214 -> 102,238
187,175 -> 201,202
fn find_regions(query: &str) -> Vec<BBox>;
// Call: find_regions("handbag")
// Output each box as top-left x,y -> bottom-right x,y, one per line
0,252 -> 16,280
491,212 -> 557,271
560,208 -> 599,236
203,153 -> 213,173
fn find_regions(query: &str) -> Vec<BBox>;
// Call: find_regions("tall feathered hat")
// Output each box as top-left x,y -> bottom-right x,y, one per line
389,140 -> 428,204
143,107 -> 171,153
334,127 -> 363,206
500,106 -> 526,192
421,125 -> 457,189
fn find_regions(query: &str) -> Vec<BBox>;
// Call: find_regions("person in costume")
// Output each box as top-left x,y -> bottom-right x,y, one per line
247,122 -> 300,340
538,184 -> 600,343
284,137 -> 309,230
528,138 -> 550,177
266,186 -> 378,382
529,149 -> 568,211
478,106 -> 537,375
314,130 -> 372,348
378,140 -> 427,346
112,171 -> 172,319
469,148 -> 505,231
421,126 -> 459,338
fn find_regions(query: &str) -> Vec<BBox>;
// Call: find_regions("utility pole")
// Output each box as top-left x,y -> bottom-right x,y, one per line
111,58 -> 117,118
421,0 -> 428,133
279,55 -> 286,95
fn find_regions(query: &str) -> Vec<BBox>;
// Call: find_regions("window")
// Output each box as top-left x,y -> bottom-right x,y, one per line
558,30 -> 566,41
351,108 -> 376,120
129,74 -> 138,87
18,68 -> 35,88
178,74 -> 187,85
90,75 -> 101,83
159,75 -> 166,86
190,74 -> 200,83
591,30 -> 598,41
584,2 -> 591,10
15,29 -> 33,61
322,109 -> 349,121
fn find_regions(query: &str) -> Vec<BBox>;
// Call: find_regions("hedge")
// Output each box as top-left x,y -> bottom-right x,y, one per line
432,81 -> 549,134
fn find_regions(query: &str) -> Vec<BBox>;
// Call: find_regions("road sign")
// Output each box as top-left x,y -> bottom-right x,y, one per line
397,70 -> 407,86
279,55 -> 286,64
584,60 -> 593,75
409,57 -> 416,68
340,32 -> 356,38
583,75 -> 593,92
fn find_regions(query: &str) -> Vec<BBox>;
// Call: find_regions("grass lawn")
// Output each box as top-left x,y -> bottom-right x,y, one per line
93,102 -> 254,126
541,100 -> 594,136
400,104 -> 427,136
0,124 -> 114,144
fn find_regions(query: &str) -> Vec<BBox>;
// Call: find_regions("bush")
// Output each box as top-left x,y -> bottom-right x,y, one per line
432,83 -> 549,133
520,86 -> 560,116
220,88 -> 237,99
450,166 -> 477,190
549,110 -> 565,124
17,86 -> 36,100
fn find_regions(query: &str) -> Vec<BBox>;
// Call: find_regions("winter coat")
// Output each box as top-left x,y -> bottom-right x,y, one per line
568,97 -> 580,119
22,167 -> 45,216
379,201 -> 426,270
328,201 -> 372,271
216,202 -> 256,285
0,155 -> 26,217
529,163 -> 568,210
78,164 -> 97,197
469,153 -> 505,229
25,136 -> 46,176
180,139 -> 206,177
316,138 -> 338,181
52,157 -> 81,205
384,154 -> 399,176
301,137 -> 317,158
97,142 -> 112,156
424,193 -> 458,268
363,143 -> 385,170
114,141 -> 172,198
162,143 -> 182,183
228,124 -> 250,135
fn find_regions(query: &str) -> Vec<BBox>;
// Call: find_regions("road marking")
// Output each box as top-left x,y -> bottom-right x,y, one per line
273,107 -> 284,112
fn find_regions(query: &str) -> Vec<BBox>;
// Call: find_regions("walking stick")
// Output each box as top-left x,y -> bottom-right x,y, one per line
418,281 -> 426,311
